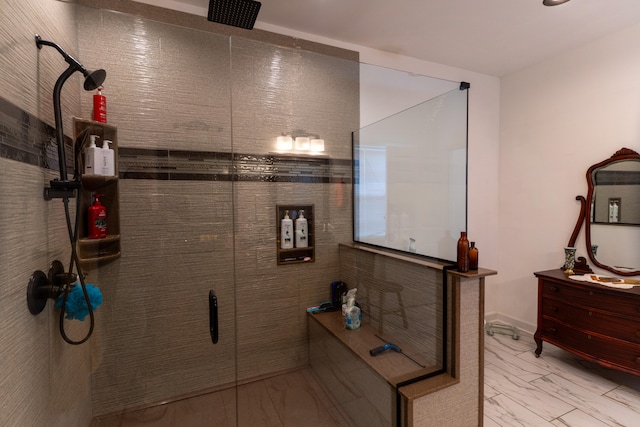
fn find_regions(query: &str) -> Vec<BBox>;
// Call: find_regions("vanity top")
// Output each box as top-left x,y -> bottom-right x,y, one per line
534,268 -> 640,296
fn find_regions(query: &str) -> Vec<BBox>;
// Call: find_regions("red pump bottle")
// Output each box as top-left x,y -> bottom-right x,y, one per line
93,86 -> 107,123
88,193 -> 107,239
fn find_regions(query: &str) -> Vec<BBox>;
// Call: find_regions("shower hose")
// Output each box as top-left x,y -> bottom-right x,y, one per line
59,189 -> 95,345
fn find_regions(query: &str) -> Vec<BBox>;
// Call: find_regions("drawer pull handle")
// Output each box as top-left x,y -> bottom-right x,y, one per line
587,335 -> 592,340
550,286 -> 558,292
589,291 -> 594,296
551,307 -> 558,312
549,328 -> 557,334
588,311 -> 593,316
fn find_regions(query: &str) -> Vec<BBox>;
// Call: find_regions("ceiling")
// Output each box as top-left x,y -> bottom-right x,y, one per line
141,0 -> 640,76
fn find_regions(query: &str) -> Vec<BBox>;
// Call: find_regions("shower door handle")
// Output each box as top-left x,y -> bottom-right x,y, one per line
209,290 -> 218,344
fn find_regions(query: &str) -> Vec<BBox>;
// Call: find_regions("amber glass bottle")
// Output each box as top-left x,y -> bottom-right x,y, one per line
469,241 -> 479,270
457,232 -> 470,272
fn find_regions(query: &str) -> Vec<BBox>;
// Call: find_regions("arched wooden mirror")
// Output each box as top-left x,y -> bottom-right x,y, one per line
583,148 -> 640,276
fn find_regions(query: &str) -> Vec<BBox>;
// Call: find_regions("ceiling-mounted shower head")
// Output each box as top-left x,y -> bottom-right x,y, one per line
208,0 -> 261,30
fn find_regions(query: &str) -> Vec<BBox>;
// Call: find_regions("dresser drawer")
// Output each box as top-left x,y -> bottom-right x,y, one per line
542,299 -> 640,344
542,280 -> 640,319
539,319 -> 640,374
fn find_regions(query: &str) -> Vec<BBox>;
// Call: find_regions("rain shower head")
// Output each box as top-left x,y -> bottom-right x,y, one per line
35,34 -> 107,196
208,0 -> 261,30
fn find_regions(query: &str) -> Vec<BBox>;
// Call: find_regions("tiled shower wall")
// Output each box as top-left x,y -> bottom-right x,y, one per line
0,1 -> 93,426
1,0 -> 358,423
77,4 -> 357,415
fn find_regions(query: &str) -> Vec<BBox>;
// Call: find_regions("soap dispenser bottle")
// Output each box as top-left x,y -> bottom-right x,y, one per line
101,139 -> 115,176
88,193 -> 107,239
281,210 -> 294,249
84,135 -> 100,175
93,86 -> 107,123
295,209 -> 308,248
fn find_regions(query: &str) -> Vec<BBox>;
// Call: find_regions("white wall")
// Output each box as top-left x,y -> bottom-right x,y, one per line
498,21 -> 640,332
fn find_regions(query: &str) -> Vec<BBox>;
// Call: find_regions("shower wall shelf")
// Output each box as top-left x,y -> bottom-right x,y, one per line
73,117 -> 121,267
276,204 -> 315,265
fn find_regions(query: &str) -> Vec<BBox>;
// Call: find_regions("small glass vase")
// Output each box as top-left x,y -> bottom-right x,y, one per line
564,247 -> 576,270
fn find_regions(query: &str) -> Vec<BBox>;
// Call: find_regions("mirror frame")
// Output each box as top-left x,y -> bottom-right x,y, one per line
584,147 -> 640,276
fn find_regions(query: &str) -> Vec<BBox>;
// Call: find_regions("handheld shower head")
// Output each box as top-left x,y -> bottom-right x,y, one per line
83,69 -> 106,91
35,34 -> 107,193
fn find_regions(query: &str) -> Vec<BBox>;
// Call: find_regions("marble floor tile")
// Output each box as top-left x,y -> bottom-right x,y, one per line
485,341 -> 550,382
484,393 -> 556,427
486,331 -> 640,427
485,363 -> 575,421
531,374 -> 640,426
550,408 -> 611,427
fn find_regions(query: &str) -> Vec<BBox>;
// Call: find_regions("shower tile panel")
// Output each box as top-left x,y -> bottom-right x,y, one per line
78,8 -> 233,153
0,0 -> 94,424
117,146 -> 351,183
0,97 -> 74,172
338,245 -> 445,368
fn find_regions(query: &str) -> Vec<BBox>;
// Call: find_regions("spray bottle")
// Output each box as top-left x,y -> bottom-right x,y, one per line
344,288 -> 361,330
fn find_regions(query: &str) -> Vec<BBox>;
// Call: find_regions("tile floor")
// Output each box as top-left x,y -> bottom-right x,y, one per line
93,331 -> 640,426
91,368 -> 351,427
484,330 -> 640,426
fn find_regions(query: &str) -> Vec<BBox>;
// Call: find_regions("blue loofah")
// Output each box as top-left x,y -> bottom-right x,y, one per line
55,283 -> 103,321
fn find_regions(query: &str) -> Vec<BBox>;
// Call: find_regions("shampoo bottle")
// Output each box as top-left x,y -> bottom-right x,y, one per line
281,210 -> 293,249
295,209 -> 308,248
84,135 -> 101,175
101,139 -> 115,176
93,86 -> 107,123
88,193 -> 107,239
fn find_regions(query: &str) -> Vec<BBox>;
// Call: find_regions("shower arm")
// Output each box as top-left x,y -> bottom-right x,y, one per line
35,35 -> 98,200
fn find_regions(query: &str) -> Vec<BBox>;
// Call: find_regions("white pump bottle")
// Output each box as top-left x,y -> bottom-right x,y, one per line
101,139 -> 115,176
84,135 -> 100,175
295,210 -> 308,248
281,210 -> 294,249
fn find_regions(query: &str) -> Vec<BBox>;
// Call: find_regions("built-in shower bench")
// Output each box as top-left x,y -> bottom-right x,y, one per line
311,243 -> 497,426
308,310 -> 446,426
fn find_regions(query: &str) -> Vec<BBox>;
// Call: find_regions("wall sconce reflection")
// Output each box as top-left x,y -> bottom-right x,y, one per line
276,135 -> 293,150
274,135 -> 325,153
295,136 -> 310,150
310,138 -> 325,152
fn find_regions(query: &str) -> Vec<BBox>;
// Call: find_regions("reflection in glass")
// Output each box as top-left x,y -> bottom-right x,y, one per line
354,84 -> 468,261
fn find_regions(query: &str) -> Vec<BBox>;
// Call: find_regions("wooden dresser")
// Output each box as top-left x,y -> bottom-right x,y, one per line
534,269 -> 640,376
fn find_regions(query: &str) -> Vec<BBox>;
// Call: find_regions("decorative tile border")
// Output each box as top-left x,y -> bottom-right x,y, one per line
1,97 -> 352,183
